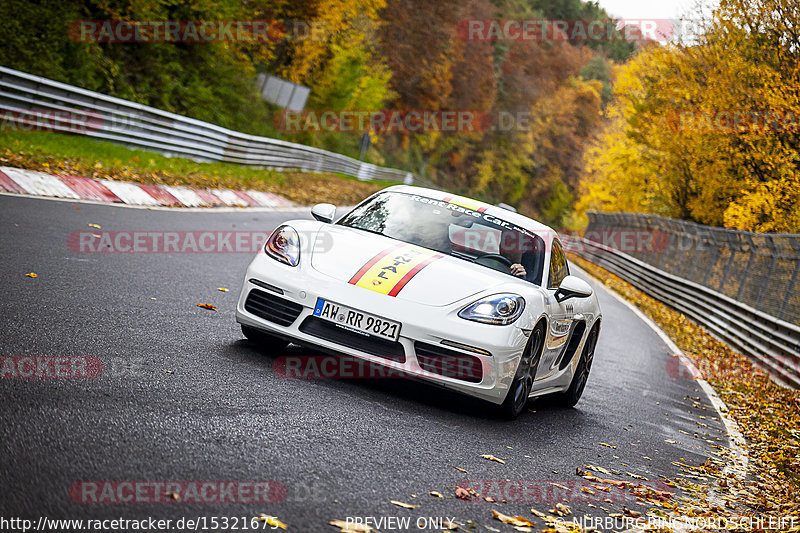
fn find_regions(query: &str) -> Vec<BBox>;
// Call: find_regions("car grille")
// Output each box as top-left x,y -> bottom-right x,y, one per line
298,317 -> 405,362
244,289 -> 304,327
414,342 -> 484,383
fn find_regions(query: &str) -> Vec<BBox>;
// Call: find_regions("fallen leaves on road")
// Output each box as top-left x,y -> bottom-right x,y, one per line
197,303 -> 217,311
598,442 -> 616,449
162,369 -> 174,374
428,491 -> 443,498
492,509 -> 535,528
390,500 -> 419,509
622,506 -> 642,518
88,223 -> 101,229
453,466 -> 468,473
571,254 -> 800,524
625,471 -> 647,480
550,503 -> 571,516
25,272 -> 37,278
575,467 -> 673,503
455,486 -> 478,500
530,508 -> 593,533
217,287 -> 229,292
256,515 -> 287,530
585,464 -> 612,475
481,454 -> 506,464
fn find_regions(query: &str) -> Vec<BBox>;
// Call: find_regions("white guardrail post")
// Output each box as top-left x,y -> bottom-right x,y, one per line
0,66 -> 431,186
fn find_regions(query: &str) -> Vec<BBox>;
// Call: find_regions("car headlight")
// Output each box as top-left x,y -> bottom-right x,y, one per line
458,294 -> 525,325
264,225 -> 300,266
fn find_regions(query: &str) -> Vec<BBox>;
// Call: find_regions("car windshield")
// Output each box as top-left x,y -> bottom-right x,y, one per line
338,192 -> 546,285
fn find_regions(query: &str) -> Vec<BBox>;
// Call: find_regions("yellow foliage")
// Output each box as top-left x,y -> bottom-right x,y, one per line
279,0 -> 386,85
577,0 -> 800,232
724,177 -> 800,232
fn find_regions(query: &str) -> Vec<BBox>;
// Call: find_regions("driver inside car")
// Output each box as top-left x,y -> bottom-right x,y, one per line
500,230 -> 545,284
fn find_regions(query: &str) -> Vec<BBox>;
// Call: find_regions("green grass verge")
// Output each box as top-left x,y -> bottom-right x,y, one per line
0,130 -> 391,205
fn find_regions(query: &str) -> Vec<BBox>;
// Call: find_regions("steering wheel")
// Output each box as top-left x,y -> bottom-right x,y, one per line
474,253 -> 514,273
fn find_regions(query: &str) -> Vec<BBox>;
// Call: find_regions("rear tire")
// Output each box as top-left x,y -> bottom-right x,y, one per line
499,322 -> 545,420
552,326 -> 598,408
241,324 -> 289,352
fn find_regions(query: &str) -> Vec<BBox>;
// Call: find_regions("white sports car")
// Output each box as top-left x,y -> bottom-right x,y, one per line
236,186 -> 601,418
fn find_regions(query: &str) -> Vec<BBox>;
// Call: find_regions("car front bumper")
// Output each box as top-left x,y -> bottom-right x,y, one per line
235,253 -> 531,404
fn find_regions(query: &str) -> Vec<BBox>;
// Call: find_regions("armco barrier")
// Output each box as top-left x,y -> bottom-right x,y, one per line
583,212 -> 800,324
0,66 -> 423,185
572,229 -> 800,388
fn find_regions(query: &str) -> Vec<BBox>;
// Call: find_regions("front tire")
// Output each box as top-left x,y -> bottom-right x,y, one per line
552,325 -> 598,407
499,322 -> 545,420
241,324 -> 289,352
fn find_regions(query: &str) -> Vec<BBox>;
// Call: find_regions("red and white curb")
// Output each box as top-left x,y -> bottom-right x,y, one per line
0,166 -> 294,209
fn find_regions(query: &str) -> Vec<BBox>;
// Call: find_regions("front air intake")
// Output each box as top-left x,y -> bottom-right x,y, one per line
414,342 -> 484,383
244,289 -> 304,327
298,317 -> 406,362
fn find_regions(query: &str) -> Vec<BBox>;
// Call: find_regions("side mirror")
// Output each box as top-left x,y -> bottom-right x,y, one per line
311,203 -> 336,223
555,275 -> 593,303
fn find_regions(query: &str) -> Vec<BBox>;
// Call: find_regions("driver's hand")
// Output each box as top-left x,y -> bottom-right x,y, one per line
510,263 -> 526,278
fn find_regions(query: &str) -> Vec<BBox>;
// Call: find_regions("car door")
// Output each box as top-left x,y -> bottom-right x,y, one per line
535,239 -> 575,380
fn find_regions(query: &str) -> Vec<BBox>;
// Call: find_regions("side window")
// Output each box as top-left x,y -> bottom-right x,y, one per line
548,240 -> 569,289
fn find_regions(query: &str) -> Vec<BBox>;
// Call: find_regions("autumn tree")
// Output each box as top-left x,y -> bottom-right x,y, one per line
577,0 -> 800,232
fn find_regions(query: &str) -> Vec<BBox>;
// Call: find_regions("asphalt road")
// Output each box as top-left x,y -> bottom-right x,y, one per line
0,194 -> 730,532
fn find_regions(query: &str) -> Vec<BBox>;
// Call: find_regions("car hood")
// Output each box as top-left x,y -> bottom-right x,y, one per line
311,225 -> 508,306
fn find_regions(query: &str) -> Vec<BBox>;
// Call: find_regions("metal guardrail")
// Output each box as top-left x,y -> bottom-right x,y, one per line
572,232 -> 800,388
584,212 -> 800,325
0,66 -> 422,186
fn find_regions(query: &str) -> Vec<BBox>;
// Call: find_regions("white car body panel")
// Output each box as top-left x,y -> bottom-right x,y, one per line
312,225 -> 509,306
235,185 -> 602,406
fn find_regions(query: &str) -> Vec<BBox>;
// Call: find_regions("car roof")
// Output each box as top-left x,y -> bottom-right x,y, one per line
382,185 -> 558,240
